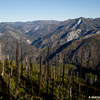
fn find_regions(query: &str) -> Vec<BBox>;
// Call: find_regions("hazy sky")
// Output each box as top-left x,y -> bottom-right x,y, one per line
0,0 -> 100,22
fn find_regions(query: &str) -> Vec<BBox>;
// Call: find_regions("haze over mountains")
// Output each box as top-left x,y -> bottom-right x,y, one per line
0,17 -> 100,69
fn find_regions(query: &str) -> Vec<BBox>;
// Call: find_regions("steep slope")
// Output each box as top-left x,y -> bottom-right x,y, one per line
31,17 -> 100,49
0,20 -> 61,60
46,34 -> 100,70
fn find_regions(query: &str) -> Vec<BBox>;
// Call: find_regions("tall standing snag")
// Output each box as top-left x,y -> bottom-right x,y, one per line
39,56 -> 42,96
29,58 -> 32,80
62,54 -> 65,85
44,62 -> 47,81
1,61 -> 4,76
25,57 -> 28,73
16,41 -> 20,88
54,54 -> 57,80
10,61 -> 13,77
20,41 -> 23,78
8,73 -> 11,94
46,46 -> 50,94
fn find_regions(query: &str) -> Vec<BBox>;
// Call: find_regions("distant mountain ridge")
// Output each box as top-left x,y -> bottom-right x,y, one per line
30,17 -> 100,48
0,17 -> 100,48
0,17 -> 100,65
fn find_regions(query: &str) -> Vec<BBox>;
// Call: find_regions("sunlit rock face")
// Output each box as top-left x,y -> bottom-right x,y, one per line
67,29 -> 81,42
26,39 -> 31,44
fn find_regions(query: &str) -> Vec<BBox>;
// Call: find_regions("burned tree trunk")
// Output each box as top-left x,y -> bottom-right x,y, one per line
47,46 -> 51,79
20,43 -> 23,78
21,63 -> 23,78
69,87 -> 72,100
78,82 -> 81,100
1,61 -> 4,76
29,58 -> 32,80
44,62 -> 47,81
54,54 -> 57,80
25,57 -> 28,73
10,61 -> 13,77
38,56 -> 42,96
46,46 -> 50,94
62,54 -> 65,85
8,73 -> 10,94
51,79 -> 54,99
16,41 -> 20,88
78,51 -> 83,100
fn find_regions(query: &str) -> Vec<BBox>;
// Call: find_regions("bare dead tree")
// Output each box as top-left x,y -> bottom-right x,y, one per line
47,46 -> 51,79
78,51 -> 83,100
29,58 -> 32,80
44,61 -> 47,81
20,42 -> 23,78
1,60 -> 4,76
38,56 -> 42,96
25,57 -> 28,73
54,54 -> 57,80
79,82 -> 81,100
62,54 -> 65,85
69,87 -> 72,100
51,79 -> 54,99
8,73 -> 11,94
46,46 -> 50,94
10,61 -> 13,77
16,41 -> 20,88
